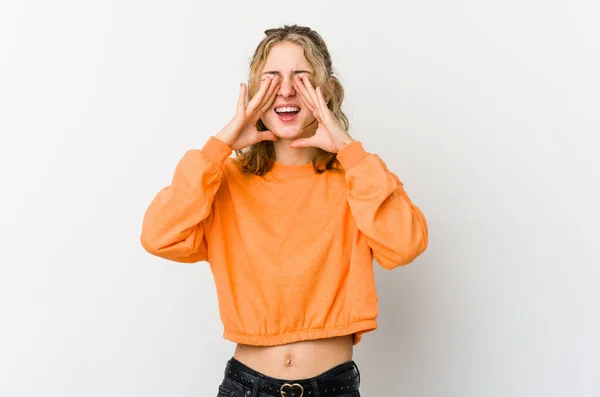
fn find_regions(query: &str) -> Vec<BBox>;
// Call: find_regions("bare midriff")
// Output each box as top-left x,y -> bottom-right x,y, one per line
233,335 -> 354,379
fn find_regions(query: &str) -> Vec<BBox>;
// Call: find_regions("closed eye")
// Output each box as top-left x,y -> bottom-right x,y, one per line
261,70 -> 313,77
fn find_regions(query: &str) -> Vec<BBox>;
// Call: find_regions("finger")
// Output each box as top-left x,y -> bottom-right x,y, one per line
247,76 -> 272,112
301,75 -> 320,109
293,76 -> 316,112
316,86 -> 329,111
295,85 -> 315,112
259,84 -> 279,114
260,78 -> 280,114
289,137 -> 314,148
237,83 -> 247,113
293,75 -> 315,108
315,86 -> 332,122
295,84 -> 316,113
259,75 -> 279,105
312,108 -> 324,124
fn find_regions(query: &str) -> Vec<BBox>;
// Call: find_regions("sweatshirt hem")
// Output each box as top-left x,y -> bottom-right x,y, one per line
222,319 -> 378,347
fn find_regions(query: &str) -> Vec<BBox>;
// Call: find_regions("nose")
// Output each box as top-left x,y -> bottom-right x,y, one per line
278,76 -> 296,98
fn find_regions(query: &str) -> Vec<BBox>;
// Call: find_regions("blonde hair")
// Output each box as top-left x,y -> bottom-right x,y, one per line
235,25 -> 349,175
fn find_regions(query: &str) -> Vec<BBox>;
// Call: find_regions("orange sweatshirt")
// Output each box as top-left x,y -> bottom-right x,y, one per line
140,136 -> 428,346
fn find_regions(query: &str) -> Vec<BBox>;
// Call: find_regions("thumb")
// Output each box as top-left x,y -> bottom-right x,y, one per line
258,130 -> 278,142
289,136 -> 315,148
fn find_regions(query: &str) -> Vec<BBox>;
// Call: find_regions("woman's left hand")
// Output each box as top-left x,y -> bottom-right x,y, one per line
290,75 -> 354,153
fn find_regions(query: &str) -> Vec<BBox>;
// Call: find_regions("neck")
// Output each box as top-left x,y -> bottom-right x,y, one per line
273,139 -> 320,165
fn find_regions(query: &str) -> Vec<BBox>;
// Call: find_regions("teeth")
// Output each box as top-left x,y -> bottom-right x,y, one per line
275,107 -> 300,113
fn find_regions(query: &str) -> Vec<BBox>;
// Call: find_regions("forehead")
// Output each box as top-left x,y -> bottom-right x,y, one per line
262,42 -> 313,72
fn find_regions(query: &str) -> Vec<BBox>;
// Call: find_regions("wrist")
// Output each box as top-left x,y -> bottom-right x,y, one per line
336,134 -> 355,151
215,132 -> 233,147
215,121 -> 238,147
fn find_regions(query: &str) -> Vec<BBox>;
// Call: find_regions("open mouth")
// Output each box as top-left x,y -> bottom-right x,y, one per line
274,106 -> 301,122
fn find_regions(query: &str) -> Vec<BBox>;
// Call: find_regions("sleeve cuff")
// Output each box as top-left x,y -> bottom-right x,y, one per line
337,141 -> 369,170
200,136 -> 233,166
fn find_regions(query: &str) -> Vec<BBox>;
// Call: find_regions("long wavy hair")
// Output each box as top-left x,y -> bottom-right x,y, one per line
234,25 -> 349,175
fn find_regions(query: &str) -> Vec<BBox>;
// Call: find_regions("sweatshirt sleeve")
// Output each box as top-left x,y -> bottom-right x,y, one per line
140,136 -> 232,263
337,141 -> 428,270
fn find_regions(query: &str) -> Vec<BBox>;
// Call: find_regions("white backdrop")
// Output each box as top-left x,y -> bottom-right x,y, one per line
1,1 -> 598,396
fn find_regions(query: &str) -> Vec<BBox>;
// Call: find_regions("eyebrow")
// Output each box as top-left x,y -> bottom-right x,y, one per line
261,70 -> 313,75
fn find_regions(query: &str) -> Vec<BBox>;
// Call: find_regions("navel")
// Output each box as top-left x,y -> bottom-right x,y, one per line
284,353 -> 294,367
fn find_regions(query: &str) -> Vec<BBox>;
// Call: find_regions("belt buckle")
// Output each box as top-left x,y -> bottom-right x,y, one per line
280,383 -> 304,397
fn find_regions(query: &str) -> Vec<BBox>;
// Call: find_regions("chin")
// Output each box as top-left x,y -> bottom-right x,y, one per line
272,125 -> 304,139
263,112 -> 315,141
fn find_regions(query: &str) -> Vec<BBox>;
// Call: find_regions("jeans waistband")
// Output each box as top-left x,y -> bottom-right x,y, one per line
224,357 -> 360,397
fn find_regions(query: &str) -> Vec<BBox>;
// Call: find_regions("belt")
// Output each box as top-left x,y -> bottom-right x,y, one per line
224,358 -> 360,397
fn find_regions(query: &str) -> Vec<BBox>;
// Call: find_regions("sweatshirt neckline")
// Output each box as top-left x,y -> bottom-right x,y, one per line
270,160 -> 315,176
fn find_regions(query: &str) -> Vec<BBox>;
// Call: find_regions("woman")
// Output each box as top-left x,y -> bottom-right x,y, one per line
141,25 -> 428,397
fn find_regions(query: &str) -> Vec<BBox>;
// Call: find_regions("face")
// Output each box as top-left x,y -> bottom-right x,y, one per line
259,42 -> 317,139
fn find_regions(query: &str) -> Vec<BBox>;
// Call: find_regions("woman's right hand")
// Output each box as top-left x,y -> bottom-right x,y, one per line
215,75 -> 281,150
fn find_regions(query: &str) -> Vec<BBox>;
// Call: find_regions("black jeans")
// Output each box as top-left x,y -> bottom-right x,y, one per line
216,356 -> 361,397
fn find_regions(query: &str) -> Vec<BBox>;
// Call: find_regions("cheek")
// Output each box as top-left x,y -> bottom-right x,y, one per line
302,109 -> 316,124
260,111 -> 275,129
